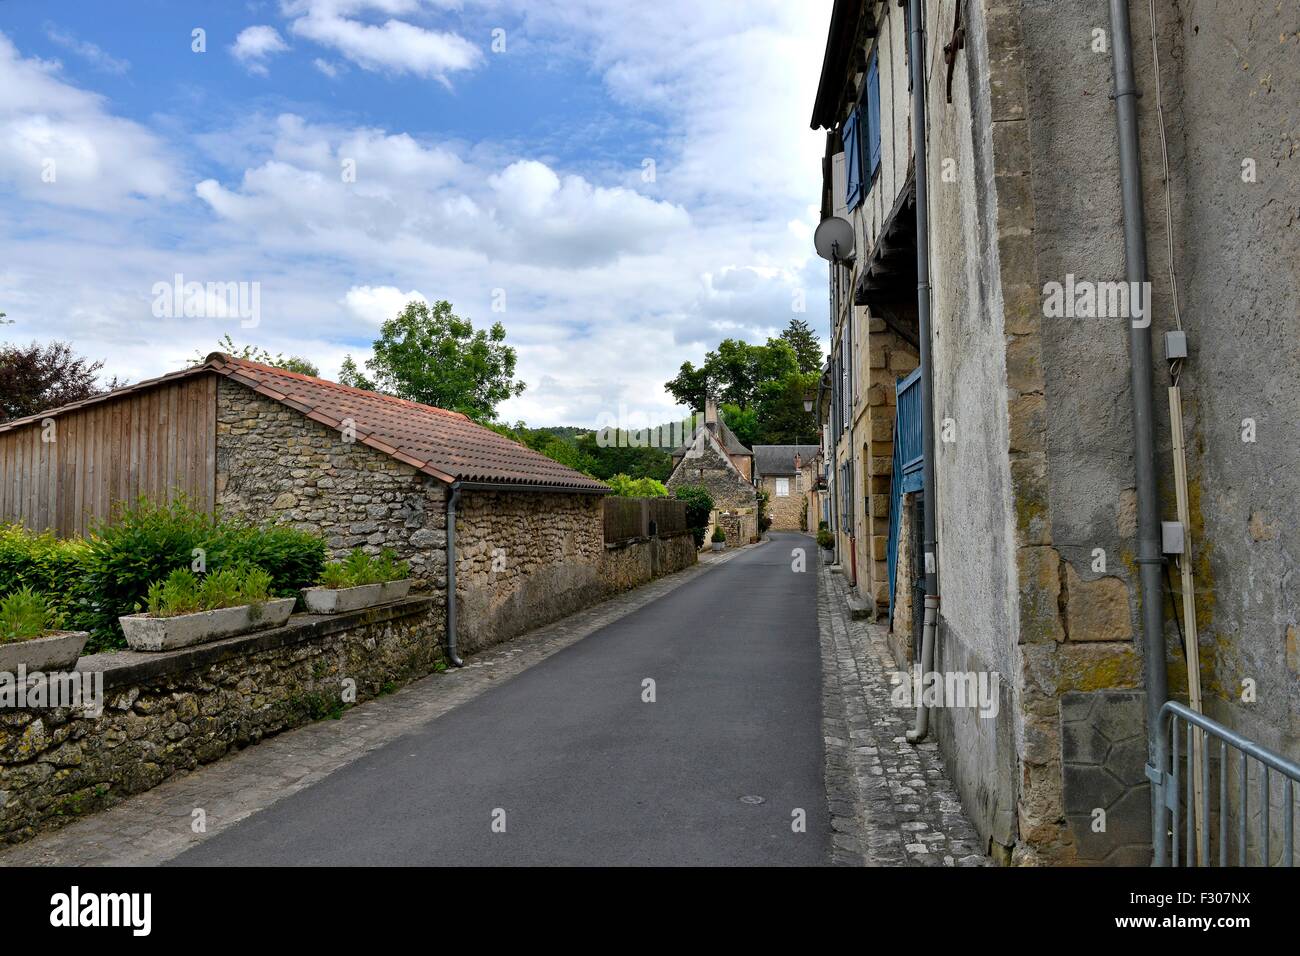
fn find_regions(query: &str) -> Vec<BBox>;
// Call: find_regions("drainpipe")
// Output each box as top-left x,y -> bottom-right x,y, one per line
1108,0 -> 1168,847
445,481 -> 465,667
906,0 -> 941,744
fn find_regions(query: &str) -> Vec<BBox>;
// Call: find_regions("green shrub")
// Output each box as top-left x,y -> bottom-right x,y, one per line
0,525 -> 91,625
80,497 -> 325,652
673,485 -> 714,548
142,565 -> 275,618
606,474 -> 668,498
817,528 -> 834,550
318,548 -> 410,589
711,525 -> 726,543
0,587 -> 63,644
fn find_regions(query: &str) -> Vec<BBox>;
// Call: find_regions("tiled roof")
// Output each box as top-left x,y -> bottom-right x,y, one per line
753,444 -> 822,477
0,353 -> 608,493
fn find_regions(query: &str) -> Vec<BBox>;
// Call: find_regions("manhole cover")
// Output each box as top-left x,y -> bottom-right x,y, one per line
739,795 -> 765,805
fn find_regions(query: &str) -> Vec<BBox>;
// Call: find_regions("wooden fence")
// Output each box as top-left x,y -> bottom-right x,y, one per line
602,496 -> 688,544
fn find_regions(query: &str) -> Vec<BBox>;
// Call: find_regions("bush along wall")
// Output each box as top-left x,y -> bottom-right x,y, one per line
0,498 -> 326,653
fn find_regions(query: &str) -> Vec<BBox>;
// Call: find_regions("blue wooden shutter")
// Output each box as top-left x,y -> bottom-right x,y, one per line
843,109 -> 864,209
866,55 -> 882,176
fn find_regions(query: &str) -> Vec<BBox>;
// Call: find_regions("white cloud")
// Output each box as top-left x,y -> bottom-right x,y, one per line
231,25 -> 290,75
343,285 -> 427,324
43,25 -> 130,74
283,0 -> 481,81
0,32 -> 177,209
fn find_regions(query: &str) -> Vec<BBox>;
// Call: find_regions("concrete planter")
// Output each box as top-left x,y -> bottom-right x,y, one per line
0,630 -> 89,673
711,540 -> 726,552
120,597 -> 296,652
301,579 -> 412,614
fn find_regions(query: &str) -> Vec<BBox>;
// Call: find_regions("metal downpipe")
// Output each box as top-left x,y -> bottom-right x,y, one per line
1107,0 -> 1168,857
445,481 -> 465,667
906,0 -> 940,744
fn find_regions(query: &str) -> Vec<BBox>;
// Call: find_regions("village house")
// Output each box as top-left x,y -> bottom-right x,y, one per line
812,0 -> 1298,865
665,395 -> 758,544
0,353 -> 693,656
751,445 -> 821,532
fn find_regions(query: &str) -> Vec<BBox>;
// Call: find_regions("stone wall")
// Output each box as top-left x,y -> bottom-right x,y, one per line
453,490 -> 607,655
215,379 -> 449,587
761,468 -> 818,532
600,531 -> 697,593
0,598 -> 441,844
666,430 -> 757,512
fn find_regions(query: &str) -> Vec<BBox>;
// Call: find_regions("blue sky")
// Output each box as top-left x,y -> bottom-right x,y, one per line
0,0 -> 830,426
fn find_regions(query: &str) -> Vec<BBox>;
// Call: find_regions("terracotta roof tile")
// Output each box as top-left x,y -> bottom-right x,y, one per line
0,353 -> 608,494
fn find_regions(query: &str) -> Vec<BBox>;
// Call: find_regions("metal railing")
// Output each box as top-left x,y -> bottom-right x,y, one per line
1151,699 -> 1300,866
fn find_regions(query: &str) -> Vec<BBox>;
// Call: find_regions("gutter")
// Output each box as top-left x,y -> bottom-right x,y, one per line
906,0 -> 941,745
1108,0 -> 1169,840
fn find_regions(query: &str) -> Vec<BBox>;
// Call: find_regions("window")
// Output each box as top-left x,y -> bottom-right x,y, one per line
796,473 -> 804,493
775,478 -> 790,497
841,49 -> 883,211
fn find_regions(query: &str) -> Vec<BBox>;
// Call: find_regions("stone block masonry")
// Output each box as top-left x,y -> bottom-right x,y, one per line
0,598 -> 441,845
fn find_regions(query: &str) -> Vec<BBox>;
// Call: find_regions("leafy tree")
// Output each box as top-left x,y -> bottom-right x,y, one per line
341,300 -> 524,421
673,485 -> 715,548
606,474 -> 668,498
663,360 -> 710,412
196,335 -> 319,376
573,432 -> 672,481
337,355 -> 375,391
719,402 -> 759,448
780,318 -> 825,374
0,341 -> 119,423
754,370 -> 820,445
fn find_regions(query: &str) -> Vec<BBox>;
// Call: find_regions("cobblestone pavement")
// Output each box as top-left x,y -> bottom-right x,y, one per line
819,558 -> 991,866
0,544 -> 757,867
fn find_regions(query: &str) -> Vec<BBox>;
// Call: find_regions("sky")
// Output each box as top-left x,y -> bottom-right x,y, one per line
0,0 -> 832,427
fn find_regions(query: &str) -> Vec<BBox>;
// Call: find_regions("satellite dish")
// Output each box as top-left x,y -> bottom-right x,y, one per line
813,216 -> 856,263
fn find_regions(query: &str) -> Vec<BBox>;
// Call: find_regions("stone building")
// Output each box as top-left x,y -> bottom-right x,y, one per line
752,445 -> 821,532
0,352 -> 615,656
811,0 -> 1299,865
665,395 -> 758,512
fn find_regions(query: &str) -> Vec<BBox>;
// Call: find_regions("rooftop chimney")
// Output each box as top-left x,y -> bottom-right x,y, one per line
704,394 -> 719,428
794,452 -> 802,470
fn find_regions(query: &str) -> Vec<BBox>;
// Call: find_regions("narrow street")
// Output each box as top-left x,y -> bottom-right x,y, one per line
171,534 -> 826,866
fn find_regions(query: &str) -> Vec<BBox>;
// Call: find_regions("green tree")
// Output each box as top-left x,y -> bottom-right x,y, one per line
663,360 -> 710,412
0,341 -> 118,423
719,402 -> 759,448
341,300 -> 525,421
673,485 -> 715,548
197,335 -> 319,376
606,474 -> 668,497
754,370 -> 820,444
780,318 -> 824,375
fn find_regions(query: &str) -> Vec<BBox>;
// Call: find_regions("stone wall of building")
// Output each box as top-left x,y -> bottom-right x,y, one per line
761,466 -> 820,533
0,598 -> 441,845
453,490 -> 607,655
666,431 -> 757,512
215,379 -> 450,588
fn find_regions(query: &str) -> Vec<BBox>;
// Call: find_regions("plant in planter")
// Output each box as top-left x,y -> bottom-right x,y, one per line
120,565 -> 295,652
817,528 -> 834,551
302,548 -> 413,614
710,526 -> 727,552
0,587 -> 89,671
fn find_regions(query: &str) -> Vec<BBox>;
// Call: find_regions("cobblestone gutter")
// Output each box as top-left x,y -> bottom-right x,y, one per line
819,558 -> 990,866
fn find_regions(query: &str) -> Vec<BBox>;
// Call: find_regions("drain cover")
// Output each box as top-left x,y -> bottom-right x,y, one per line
739,795 -> 765,805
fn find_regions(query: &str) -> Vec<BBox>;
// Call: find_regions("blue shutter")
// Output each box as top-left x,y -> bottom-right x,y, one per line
843,109 -> 863,209
866,55 -> 881,176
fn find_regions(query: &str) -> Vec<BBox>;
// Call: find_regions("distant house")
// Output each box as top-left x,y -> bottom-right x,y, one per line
664,395 -> 757,512
0,352 -> 611,654
752,445 -> 821,532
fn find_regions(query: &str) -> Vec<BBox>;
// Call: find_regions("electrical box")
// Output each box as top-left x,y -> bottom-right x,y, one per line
1164,330 -> 1188,361
1161,520 -> 1185,555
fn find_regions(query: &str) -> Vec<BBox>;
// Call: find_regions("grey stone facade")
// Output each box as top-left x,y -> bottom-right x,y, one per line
665,427 -> 757,511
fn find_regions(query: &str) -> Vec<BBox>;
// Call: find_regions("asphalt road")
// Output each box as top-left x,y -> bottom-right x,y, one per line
170,532 -> 827,866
